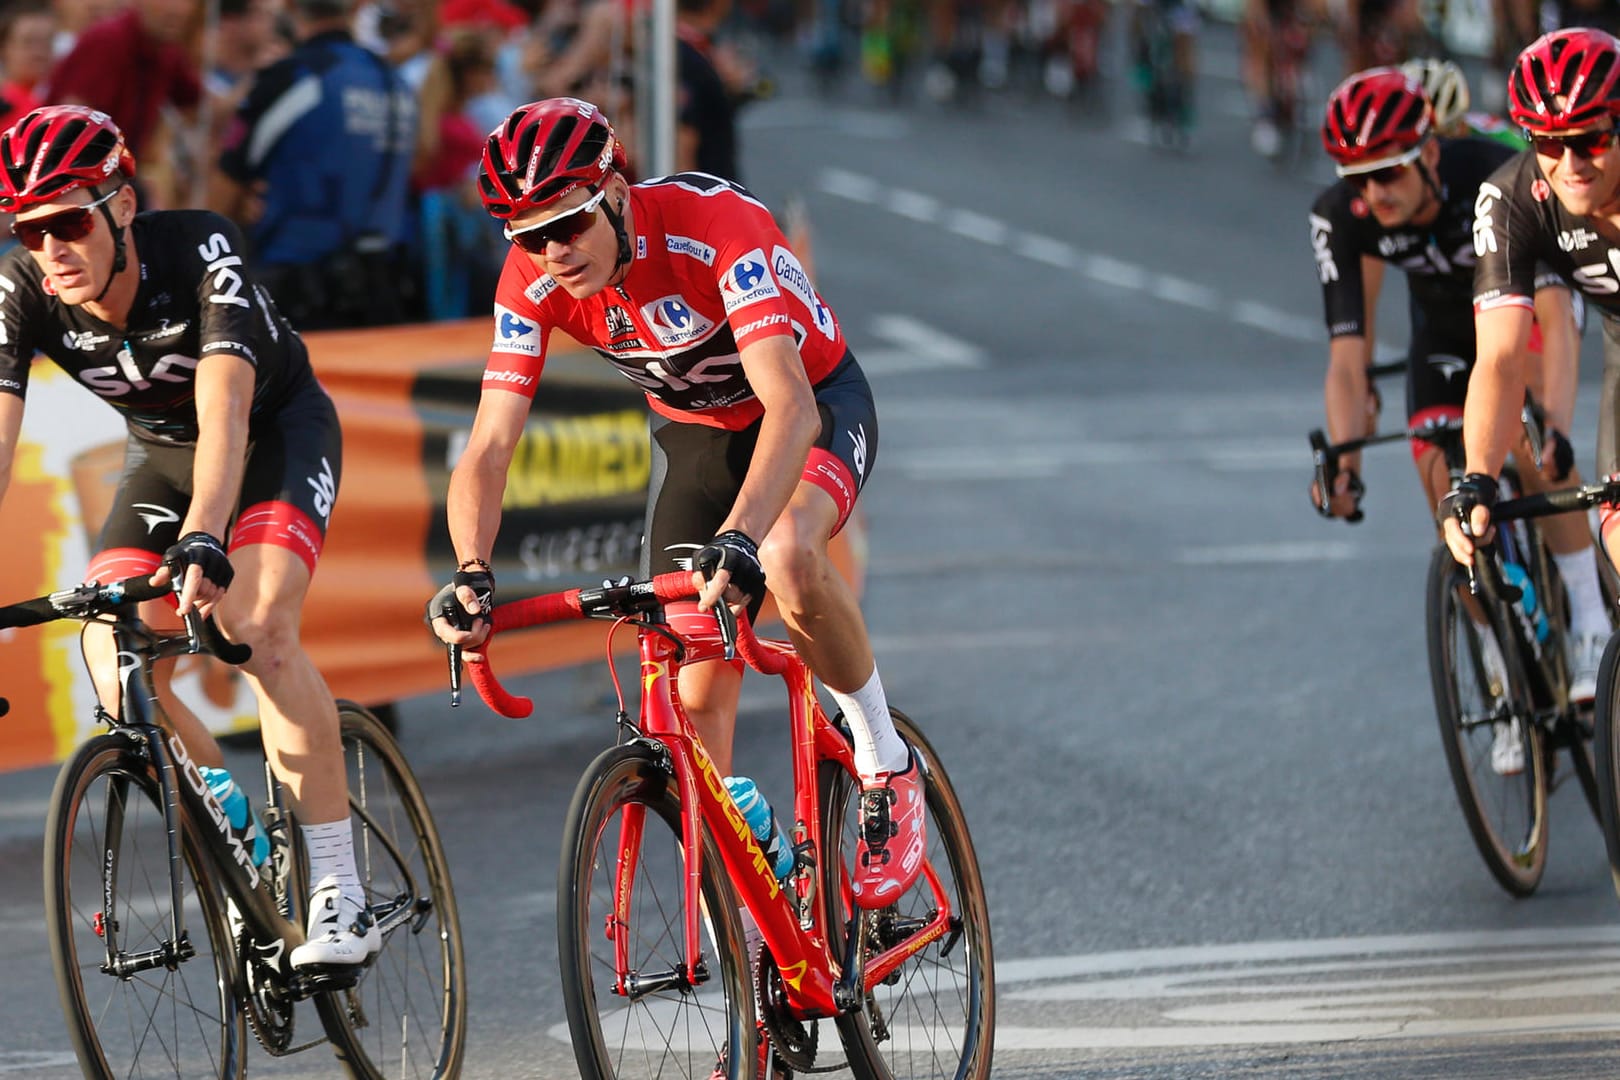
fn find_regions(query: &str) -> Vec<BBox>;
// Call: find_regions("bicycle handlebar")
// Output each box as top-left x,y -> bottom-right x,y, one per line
1489,477 -> 1620,523
462,570 -> 791,719
0,576 -> 253,666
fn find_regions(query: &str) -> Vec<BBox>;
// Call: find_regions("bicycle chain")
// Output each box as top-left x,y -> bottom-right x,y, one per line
756,950 -> 824,1073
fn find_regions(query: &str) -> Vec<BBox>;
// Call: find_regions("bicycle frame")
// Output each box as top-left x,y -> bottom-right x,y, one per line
466,574 -> 959,1019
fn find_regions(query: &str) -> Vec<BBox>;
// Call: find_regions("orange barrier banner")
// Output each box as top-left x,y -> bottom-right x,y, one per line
1,319 -> 863,771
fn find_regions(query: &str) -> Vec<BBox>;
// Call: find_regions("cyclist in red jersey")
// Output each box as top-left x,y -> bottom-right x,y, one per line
428,98 -> 927,911
0,106 -> 377,970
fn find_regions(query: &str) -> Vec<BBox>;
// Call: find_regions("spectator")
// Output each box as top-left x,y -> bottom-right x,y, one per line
44,0 -> 204,165
677,0 -> 759,181
49,0 -> 124,57
413,27 -> 501,318
207,0 -> 285,99
210,0 -> 419,329
1,2 -> 56,121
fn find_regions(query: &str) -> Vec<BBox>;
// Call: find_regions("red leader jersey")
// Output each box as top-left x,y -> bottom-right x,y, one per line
483,173 -> 846,430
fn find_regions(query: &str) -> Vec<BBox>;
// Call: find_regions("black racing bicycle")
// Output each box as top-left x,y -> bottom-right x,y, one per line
1310,398 -> 1611,895
0,576 -> 466,1079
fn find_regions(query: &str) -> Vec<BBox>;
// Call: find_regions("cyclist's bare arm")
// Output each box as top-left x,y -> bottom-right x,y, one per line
1442,303 -> 1536,563
0,392 -> 20,508
695,333 -> 819,610
151,355 -> 253,616
436,387 -> 531,649
1318,256 -> 1382,492
1529,285 -> 1579,437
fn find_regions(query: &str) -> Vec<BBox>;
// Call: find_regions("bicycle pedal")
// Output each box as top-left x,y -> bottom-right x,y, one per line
293,964 -> 363,993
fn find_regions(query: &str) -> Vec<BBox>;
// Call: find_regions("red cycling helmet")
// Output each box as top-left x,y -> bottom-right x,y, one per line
1508,28 -> 1620,133
1321,67 -> 1434,174
478,97 -> 626,219
0,105 -> 135,212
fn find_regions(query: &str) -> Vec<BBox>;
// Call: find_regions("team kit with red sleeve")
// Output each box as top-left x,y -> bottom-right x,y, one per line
483,171 -> 877,579
1474,152 -> 1620,479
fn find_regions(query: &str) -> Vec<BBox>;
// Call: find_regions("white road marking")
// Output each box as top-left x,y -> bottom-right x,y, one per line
0,1052 -> 78,1072
817,169 -> 1352,348
858,313 -> 987,376
1175,541 -> 1357,564
886,437 -> 1305,475
994,928 -> 1620,1049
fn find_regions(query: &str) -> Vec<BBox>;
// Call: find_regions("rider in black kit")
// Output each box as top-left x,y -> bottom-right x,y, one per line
1311,68 -> 1609,715
1447,29 -> 1620,613
0,105 -> 375,969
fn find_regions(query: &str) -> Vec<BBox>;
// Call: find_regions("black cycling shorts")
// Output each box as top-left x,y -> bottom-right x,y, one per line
87,378 -> 343,584
640,350 -> 878,613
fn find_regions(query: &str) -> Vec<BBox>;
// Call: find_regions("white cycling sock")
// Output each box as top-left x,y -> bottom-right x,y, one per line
1554,547 -> 1609,639
302,818 -> 361,900
827,667 -> 909,780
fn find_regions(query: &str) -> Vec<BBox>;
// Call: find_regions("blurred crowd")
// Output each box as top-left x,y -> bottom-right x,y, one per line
0,0 -> 781,329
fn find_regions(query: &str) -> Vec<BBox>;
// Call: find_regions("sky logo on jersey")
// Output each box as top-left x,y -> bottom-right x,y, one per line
641,295 -> 715,347
666,234 -> 716,266
720,249 -> 779,315
771,246 -> 836,340
492,304 -> 541,356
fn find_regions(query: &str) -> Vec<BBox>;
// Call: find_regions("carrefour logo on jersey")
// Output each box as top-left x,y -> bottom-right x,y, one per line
641,295 -> 715,347
492,304 -> 541,356
720,248 -> 780,315
666,234 -> 716,266
524,275 -> 559,304
770,246 -> 835,340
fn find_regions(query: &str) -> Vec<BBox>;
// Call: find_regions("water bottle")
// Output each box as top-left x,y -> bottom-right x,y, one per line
1502,561 -> 1550,643
724,776 -> 795,882
200,765 -> 269,867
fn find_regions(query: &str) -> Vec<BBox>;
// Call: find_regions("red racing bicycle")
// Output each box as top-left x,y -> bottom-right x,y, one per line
457,573 -> 995,1079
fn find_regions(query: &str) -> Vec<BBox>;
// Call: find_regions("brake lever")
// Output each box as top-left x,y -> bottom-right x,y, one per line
448,644 -> 463,708
1308,429 -> 1335,518
1521,401 -> 1545,474
714,598 -> 739,663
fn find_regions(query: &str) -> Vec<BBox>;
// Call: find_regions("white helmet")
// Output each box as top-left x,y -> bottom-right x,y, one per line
1400,58 -> 1470,131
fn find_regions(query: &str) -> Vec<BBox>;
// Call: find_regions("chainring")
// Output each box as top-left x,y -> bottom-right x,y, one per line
757,949 -> 819,1073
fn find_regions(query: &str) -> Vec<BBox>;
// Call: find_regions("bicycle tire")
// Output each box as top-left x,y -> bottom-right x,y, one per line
819,709 -> 995,1080
44,733 -> 247,1079
314,702 -> 467,1080
1542,545 -> 1603,822
1592,633 -> 1620,898
1425,545 -> 1549,896
557,741 -> 755,1080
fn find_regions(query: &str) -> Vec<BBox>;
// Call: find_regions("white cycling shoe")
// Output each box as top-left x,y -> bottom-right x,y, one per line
1568,632 -> 1606,703
291,884 -> 380,968
1491,719 -> 1526,777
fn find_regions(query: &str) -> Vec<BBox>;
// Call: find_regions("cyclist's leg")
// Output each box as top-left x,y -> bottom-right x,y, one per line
80,436 -> 228,768
641,413 -> 749,776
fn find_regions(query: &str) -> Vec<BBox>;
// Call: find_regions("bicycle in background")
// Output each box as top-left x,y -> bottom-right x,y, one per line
1,576 -> 466,1079
456,573 -> 995,1079
1311,402 -> 1613,895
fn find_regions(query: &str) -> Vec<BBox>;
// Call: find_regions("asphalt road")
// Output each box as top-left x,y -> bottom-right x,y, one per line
6,21 -> 1620,1080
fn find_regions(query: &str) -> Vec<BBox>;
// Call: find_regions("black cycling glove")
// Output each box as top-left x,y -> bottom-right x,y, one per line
695,530 -> 766,600
164,531 -> 234,590
428,567 -> 495,632
1547,428 -> 1575,482
1438,472 -> 1499,533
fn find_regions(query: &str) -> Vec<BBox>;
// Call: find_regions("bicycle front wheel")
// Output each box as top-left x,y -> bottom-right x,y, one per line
820,710 -> 995,1080
315,702 -> 467,1080
1426,546 -> 1549,896
1592,634 -> 1620,898
44,733 -> 247,1079
557,741 -> 755,1079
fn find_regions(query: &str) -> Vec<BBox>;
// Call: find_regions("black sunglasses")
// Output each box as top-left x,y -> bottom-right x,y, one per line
1529,128 -> 1618,160
11,186 -> 120,251
1346,160 -> 1414,190
503,188 -> 607,254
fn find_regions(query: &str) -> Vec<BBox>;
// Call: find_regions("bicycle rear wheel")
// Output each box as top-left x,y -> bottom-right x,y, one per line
1425,546 -> 1549,896
44,733 -> 247,1079
1592,634 -> 1620,898
315,702 -> 467,1080
819,710 -> 995,1080
557,741 -> 755,1079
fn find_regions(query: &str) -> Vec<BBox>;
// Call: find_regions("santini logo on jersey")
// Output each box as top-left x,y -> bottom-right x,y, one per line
771,246 -> 835,340
493,305 -> 541,356
482,367 -> 537,388
641,295 -> 716,347
719,249 -> 779,315
666,234 -> 716,266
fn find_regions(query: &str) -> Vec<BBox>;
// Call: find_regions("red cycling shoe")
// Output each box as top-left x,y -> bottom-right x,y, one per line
851,751 -> 927,909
